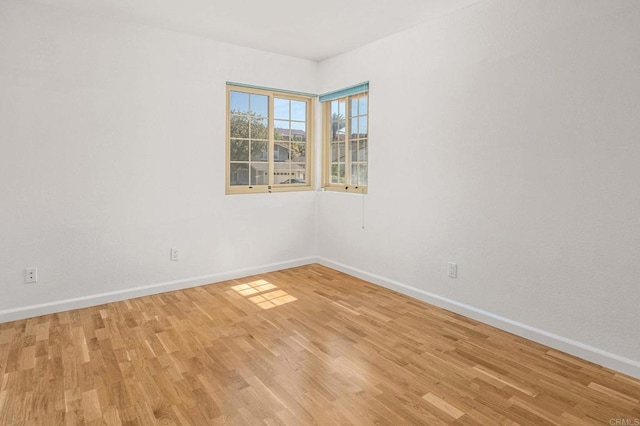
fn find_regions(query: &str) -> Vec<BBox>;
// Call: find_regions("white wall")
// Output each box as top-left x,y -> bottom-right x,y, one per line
317,0 -> 640,372
0,0 -> 317,318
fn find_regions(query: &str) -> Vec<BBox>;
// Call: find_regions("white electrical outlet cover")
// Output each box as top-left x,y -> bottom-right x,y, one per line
170,248 -> 179,261
25,267 -> 38,283
448,262 -> 457,278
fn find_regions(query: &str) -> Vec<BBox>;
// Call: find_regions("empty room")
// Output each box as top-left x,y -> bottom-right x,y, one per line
1,0 -> 639,424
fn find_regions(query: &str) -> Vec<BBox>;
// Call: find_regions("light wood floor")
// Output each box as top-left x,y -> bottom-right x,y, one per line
0,264 -> 638,425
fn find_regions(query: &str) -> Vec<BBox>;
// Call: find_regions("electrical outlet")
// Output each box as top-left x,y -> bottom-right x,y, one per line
448,262 -> 457,278
25,267 -> 38,283
170,248 -> 179,261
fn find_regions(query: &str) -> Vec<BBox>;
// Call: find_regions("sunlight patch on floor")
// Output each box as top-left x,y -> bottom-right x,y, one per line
231,279 -> 297,309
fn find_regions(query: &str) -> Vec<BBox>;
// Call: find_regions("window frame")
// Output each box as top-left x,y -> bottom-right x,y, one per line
225,84 -> 314,195
322,91 -> 369,194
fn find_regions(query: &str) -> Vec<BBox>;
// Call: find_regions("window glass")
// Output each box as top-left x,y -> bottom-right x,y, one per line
324,91 -> 367,190
227,86 -> 313,193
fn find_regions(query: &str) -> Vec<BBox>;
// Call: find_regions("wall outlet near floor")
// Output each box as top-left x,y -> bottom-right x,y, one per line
170,248 -> 179,261
448,262 -> 457,278
25,267 -> 38,283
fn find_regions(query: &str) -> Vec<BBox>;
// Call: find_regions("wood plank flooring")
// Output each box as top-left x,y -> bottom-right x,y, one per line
0,264 -> 638,425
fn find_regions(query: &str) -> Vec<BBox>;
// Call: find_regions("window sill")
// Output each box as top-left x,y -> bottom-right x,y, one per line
226,185 -> 314,195
321,185 -> 367,194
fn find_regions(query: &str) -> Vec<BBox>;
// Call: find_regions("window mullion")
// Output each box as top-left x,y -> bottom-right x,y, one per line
345,97 -> 351,187
325,103 -> 331,187
268,95 -> 274,187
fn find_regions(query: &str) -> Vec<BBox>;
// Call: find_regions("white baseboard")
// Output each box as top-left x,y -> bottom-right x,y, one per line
0,256 -> 319,324
3,255 -> 638,379
317,257 -> 640,380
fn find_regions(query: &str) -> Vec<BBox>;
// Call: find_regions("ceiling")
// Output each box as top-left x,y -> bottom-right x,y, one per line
30,0 -> 483,61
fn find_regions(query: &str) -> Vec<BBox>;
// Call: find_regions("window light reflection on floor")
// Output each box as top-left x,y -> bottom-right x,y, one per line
231,279 -> 297,309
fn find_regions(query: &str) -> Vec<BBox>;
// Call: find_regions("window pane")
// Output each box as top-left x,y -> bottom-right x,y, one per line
358,163 -> 368,186
230,139 -> 249,161
291,142 -> 306,161
359,139 -> 368,161
251,163 -> 268,185
230,91 -> 249,114
274,120 -> 290,140
230,163 -> 249,185
274,98 -> 289,120
331,118 -> 345,141
250,94 -> 268,118
291,100 -> 306,121
350,117 -> 358,137
292,164 -> 306,183
350,163 -> 368,186
275,165 -> 306,184
351,98 -> 358,116
250,118 -> 268,139
251,141 -> 268,161
358,116 -> 368,137
331,100 -> 346,120
350,140 -> 357,162
331,164 -> 345,184
359,96 -> 368,115
273,166 -> 290,184
275,142 -> 290,162
331,142 -> 344,162
291,122 -> 306,141
230,115 -> 249,138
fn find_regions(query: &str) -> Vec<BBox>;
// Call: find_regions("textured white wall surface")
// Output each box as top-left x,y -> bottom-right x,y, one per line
0,0 -> 317,314
317,0 -> 640,366
1,0 -> 639,376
